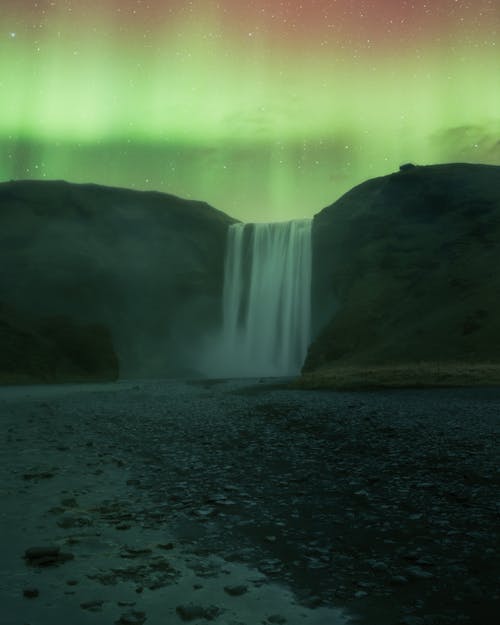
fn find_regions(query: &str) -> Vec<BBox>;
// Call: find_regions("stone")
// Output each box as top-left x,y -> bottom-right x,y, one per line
267,615 -> 287,624
224,585 -> 248,596
61,497 -> 79,508
24,546 -> 60,560
157,542 -> 174,551
23,588 -> 39,598
176,604 -> 221,621
122,547 -> 153,558
390,575 -> 409,585
400,616 -> 425,625
23,470 -> 55,480
405,566 -> 434,580
354,489 -> 370,497
399,163 -> 417,171
367,559 -> 388,571
80,600 -> 104,612
24,546 -> 74,567
115,610 -> 147,625
57,511 -> 93,528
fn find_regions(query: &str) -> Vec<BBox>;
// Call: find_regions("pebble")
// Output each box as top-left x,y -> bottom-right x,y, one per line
115,610 -> 147,625
23,546 -> 74,567
176,604 -> 221,621
57,511 -> 93,528
400,616 -> 426,625
405,566 -> 434,580
367,559 -> 388,571
80,600 -> 104,612
224,585 -> 248,596
354,590 -> 368,599
391,575 -> 409,585
267,615 -> 287,624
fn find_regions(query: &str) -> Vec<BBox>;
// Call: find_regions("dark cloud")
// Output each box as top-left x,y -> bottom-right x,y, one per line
431,124 -> 500,163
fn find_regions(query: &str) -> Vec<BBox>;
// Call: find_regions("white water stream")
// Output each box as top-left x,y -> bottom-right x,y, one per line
204,219 -> 312,377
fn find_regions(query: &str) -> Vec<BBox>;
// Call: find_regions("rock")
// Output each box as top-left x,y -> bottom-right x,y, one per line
23,588 -> 39,598
405,565 -> 434,580
57,511 -> 93,528
23,546 -> 74,567
223,585 -> 248,596
267,615 -> 287,624
302,595 -> 322,608
354,590 -> 368,599
367,559 -> 388,572
61,497 -> 78,508
353,489 -> 370,498
400,616 -> 426,625
157,542 -> 174,551
195,507 -> 215,517
23,470 -> 55,480
176,604 -> 221,621
122,547 -> 153,558
80,600 -> 104,612
390,575 -> 409,585
115,610 -> 147,625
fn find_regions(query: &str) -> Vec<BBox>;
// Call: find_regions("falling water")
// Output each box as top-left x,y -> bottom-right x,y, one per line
204,219 -> 312,377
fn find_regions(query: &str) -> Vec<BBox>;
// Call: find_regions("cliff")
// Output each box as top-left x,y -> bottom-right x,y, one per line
0,180 -> 235,379
303,163 -> 500,388
0,302 -> 119,384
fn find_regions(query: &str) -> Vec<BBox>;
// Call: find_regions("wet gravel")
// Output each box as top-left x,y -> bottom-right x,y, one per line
2,378 -> 500,625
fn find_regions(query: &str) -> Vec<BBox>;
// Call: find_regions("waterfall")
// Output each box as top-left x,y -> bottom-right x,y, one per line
204,219 -> 312,377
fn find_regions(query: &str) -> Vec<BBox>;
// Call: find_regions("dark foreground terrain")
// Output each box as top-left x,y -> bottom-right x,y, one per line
1,379 -> 498,625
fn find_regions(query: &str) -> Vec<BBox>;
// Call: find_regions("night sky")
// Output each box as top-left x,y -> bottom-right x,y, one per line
2,0 -> 499,221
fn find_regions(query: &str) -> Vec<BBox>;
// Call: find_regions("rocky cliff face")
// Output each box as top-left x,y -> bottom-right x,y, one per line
0,180 -> 235,378
0,302 -> 119,384
305,163 -> 500,379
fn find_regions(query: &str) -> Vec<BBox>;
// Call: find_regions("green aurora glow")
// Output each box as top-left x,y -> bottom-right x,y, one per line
1,1 -> 499,221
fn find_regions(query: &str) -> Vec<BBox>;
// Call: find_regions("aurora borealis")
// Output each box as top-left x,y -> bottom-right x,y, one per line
2,1 -> 499,221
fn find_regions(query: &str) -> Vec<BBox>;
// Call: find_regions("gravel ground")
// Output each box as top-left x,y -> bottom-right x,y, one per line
1,379 -> 499,625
